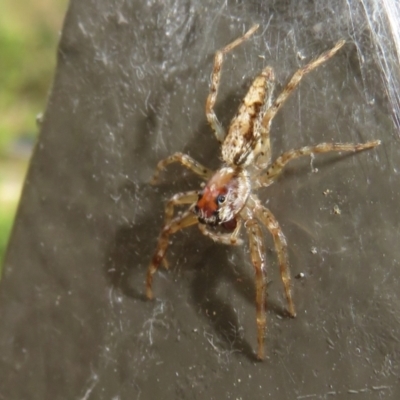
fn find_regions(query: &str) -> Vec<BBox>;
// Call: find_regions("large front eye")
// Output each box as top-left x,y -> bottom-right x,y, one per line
216,194 -> 226,205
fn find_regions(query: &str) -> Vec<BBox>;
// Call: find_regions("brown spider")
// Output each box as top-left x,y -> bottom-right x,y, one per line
146,25 -> 380,360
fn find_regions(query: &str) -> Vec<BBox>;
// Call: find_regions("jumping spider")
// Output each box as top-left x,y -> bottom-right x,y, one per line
146,25 -> 380,360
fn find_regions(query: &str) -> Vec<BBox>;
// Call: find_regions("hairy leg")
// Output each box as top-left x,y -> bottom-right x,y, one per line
262,40 -> 346,128
163,191 -> 198,225
253,66 -> 275,170
156,191 -> 199,269
146,210 -> 198,299
206,25 -> 259,143
255,140 -> 380,188
254,202 -> 296,317
244,218 -> 267,360
151,152 -> 213,184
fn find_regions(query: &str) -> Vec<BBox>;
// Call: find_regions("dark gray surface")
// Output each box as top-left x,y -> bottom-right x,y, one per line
1,0 -> 399,399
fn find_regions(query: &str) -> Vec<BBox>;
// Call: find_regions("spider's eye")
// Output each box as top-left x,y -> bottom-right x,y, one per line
216,194 -> 226,205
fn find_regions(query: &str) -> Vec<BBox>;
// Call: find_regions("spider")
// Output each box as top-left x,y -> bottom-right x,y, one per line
146,25 -> 380,360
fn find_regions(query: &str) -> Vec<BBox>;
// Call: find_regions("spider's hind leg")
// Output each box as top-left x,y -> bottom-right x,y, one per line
206,25 -> 259,144
253,66 -> 275,169
261,40 -> 346,129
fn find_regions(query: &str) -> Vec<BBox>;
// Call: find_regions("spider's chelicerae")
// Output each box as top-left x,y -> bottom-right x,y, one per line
146,25 -> 380,360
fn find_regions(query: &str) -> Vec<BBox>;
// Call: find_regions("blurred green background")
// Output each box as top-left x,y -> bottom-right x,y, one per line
0,0 -> 68,269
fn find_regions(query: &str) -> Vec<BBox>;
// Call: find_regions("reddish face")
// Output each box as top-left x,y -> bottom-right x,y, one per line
195,184 -> 228,226
193,167 -> 245,229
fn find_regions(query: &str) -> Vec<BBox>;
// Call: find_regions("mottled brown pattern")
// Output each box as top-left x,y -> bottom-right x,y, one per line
147,26 -> 380,360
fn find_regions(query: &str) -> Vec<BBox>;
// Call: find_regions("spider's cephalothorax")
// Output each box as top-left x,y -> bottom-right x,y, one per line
146,25 -> 380,360
194,166 -> 250,228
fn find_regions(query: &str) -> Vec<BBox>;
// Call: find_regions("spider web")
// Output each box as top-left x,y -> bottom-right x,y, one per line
1,1 -> 399,399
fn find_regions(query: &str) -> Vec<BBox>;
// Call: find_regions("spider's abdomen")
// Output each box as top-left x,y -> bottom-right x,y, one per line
222,67 -> 274,167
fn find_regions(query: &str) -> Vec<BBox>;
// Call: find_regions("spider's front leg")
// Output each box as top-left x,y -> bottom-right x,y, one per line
206,24 -> 259,143
151,152 -> 213,184
162,191 -> 199,226
244,218 -> 268,360
252,199 -> 296,317
255,140 -> 381,188
151,191 -> 199,270
146,191 -> 198,299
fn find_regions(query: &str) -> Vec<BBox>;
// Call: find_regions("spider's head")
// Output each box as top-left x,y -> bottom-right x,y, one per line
193,166 -> 250,227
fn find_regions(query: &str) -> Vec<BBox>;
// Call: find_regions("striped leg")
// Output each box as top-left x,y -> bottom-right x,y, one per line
146,210 -> 198,300
255,140 -> 381,188
245,218 -> 267,360
156,191 -> 198,269
206,25 -> 259,143
255,204 -> 296,317
162,191 -> 198,225
261,40 -> 346,128
151,153 -> 213,184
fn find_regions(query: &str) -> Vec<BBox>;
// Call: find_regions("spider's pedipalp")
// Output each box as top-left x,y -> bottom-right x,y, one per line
198,218 -> 243,246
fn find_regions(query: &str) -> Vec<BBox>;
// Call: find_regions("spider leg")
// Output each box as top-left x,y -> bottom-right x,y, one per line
253,67 -> 275,169
151,152 -> 213,184
157,190 -> 198,269
146,210 -> 198,300
163,191 -> 198,224
254,201 -> 296,317
261,40 -> 346,128
255,140 -> 380,188
244,217 -> 267,360
206,24 -> 259,143
198,218 -> 243,245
